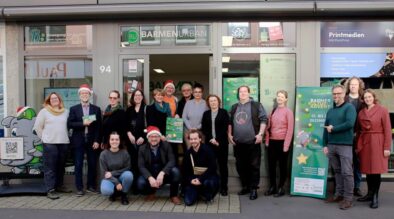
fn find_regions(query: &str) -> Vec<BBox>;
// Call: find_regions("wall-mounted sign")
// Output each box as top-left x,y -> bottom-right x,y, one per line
176,25 -> 197,44
140,26 -> 161,45
321,22 -> 394,47
25,60 -> 89,79
320,53 -> 394,78
228,22 -> 251,39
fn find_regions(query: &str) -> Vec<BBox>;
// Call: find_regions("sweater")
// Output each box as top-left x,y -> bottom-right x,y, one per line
34,108 -> 70,144
265,106 -> 294,151
323,102 -> 357,146
99,149 -> 131,185
182,99 -> 208,130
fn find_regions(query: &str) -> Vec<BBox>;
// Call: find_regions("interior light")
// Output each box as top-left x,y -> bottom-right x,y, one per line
222,68 -> 229,73
137,59 -> 144,63
153,69 -> 165,74
222,36 -> 233,47
222,56 -> 231,63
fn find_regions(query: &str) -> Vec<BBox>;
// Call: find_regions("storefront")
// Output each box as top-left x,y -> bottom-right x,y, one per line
0,1 -> 393,179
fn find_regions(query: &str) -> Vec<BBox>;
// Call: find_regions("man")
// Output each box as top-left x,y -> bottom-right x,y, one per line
137,126 -> 181,205
344,76 -> 365,197
323,85 -> 357,210
183,129 -> 219,206
68,84 -> 102,196
228,85 -> 268,200
176,82 -> 194,118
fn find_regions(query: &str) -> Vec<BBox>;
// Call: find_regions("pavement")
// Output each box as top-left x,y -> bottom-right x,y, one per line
0,182 -> 393,219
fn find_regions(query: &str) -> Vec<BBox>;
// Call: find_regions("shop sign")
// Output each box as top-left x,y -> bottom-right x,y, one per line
321,22 -> 394,47
320,53 -> 392,78
25,60 -> 87,79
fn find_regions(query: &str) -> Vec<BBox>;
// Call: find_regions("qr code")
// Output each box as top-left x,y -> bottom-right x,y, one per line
6,142 -> 18,154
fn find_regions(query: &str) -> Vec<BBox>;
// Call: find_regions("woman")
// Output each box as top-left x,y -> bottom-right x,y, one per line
146,88 -> 171,141
264,90 -> 294,197
201,95 -> 230,196
102,90 -> 127,146
356,89 -> 392,209
100,132 -> 133,205
126,89 -> 147,193
33,92 -> 70,200
182,83 -> 208,131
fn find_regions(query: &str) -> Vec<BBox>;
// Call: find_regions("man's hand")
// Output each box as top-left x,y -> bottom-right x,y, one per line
116,183 -> 123,191
156,172 -> 165,187
209,138 -> 219,146
191,178 -> 201,186
83,120 -> 92,126
148,177 -> 158,188
323,147 -> 329,155
324,125 -> 334,133
92,142 -> 99,150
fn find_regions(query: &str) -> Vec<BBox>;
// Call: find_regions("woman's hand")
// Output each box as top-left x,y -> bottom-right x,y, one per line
384,150 -> 391,157
136,137 -> 144,145
209,138 -> 219,146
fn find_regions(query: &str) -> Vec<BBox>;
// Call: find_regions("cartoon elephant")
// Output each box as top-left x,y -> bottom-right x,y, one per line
1,107 -> 43,174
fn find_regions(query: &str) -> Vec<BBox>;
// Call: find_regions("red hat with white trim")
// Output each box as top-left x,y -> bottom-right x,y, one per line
78,84 -> 93,94
163,80 -> 175,90
146,126 -> 162,138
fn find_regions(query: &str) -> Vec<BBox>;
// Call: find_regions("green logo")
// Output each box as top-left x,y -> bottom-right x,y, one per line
128,29 -> 139,44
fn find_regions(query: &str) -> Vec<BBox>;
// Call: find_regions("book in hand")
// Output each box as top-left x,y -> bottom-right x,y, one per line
83,114 -> 97,123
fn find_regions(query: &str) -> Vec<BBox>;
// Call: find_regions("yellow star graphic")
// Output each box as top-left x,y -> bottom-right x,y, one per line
296,153 -> 308,165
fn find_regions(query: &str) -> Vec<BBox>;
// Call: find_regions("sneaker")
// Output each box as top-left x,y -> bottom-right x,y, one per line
47,189 -> 60,200
86,187 -> 99,194
76,190 -> 84,197
55,185 -> 72,193
339,200 -> 353,210
325,196 -> 344,203
170,196 -> 182,205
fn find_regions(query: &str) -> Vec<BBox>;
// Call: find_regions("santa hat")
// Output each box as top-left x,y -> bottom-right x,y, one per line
16,106 -> 36,120
163,80 -> 175,90
78,84 -> 93,94
145,126 -> 162,138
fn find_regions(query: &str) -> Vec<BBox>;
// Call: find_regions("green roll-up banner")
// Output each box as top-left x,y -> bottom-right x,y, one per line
290,87 -> 332,199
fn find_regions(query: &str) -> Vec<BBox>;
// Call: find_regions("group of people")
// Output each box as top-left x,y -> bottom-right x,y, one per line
31,76 -> 391,209
323,77 -> 392,210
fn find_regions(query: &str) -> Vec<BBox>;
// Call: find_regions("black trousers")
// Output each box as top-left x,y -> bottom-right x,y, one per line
209,142 -> 229,191
267,139 -> 289,188
233,142 -> 261,189
366,174 -> 381,193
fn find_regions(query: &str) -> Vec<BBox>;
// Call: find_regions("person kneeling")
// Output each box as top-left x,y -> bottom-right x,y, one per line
183,130 -> 219,206
100,132 -> 133,205
137,126 -> 182,205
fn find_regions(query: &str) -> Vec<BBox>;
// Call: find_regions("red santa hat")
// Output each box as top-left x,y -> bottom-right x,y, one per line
145,126 -> 162,138
163,80 -> 175,90
78,84 -> 93,94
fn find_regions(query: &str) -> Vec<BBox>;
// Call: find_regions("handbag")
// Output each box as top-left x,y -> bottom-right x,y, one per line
190,154 -> 207,176
373,81 -> 394,113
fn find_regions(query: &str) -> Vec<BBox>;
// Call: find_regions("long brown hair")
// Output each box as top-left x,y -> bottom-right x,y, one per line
361,89 -> 379,108
43,92 -> 65,109
344,76 -> 365,97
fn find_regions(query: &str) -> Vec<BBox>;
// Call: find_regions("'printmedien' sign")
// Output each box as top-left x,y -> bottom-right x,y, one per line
321,22 -> 394,47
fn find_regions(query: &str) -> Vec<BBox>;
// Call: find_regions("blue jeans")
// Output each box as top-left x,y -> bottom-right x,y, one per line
137,167 -> 180,197
184,175 -> 219,206
43,143 -> 69,192
73,139 -> 98,191
100,171 -> 134,195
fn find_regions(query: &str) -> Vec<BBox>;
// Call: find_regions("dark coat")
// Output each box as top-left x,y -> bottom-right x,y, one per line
146,104 -> 168,135
102,108 -> 127,144
125,104 -> 147,141
201,108 -> 230,148
356,104 -> 392,174
68,103 -> 102,145
138,141 -> 175,179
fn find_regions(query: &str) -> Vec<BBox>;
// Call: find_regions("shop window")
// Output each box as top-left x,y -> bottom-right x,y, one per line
122,58 -> 144,108
25,58 -> 93,111
222,22 -> 296,47
120,24 -> 210,48
25,25 -> 92,51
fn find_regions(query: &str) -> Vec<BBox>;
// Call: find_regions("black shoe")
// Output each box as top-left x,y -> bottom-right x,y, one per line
109,191 -> 119,202
121,192 -> 129,205
47,189 -> 60,200
220,189 -> 228,196
274,188 -> 285,197
55,185 -> 72,193
370,192 -> 379,209
354,188 -> 363,197
357,191 -> 373,202
238,187 -> 250,195
264,187 -> 277,196
249,189 -> 258,200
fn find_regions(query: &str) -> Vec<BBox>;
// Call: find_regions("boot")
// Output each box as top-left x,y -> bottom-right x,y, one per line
370,190 -> 378,209
357,190 -> 373,202
121,192 -> 129,205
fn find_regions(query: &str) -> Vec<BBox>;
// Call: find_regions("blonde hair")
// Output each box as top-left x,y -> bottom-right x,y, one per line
43,92 -> 64,109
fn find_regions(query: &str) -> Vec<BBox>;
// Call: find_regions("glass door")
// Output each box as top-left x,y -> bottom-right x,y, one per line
119,55 -> 149,108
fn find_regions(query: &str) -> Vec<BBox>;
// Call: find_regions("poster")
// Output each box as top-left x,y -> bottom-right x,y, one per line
260,54 -> 296,114
0,138 -> 24,160
290,87 -> 331,199
222,77 -> 259,111
166,118 -> 183,143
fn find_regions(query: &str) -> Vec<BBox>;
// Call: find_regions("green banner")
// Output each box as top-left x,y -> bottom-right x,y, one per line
165,118 -> 183,143
290,87 -> 332,199
222,77 -> 259,111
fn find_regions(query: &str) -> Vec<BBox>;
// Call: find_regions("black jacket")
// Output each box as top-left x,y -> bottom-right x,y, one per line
201,108 -> 230,148
138,141 -> 175,179
183,144 -> 217,183
68,103 -> 102,145
102,108 -> 127,144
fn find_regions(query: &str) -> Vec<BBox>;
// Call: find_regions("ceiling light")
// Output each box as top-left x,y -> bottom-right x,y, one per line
137,59 -> 144,63
222,68 -> 229,73
222,56 -> 231,63
153,69 -> 165,74
222,36 -> 233,46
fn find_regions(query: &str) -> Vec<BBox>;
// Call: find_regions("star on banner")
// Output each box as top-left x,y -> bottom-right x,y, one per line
296,153 -> 308,165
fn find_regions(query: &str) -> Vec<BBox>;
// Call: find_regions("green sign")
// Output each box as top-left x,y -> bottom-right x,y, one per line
290,87 -> 332,199
166,118 -> 183,143
222,77 -> 259,111
128,29 -> 139,44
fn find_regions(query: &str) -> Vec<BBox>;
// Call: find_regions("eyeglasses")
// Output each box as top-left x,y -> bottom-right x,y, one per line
332,93 -> 343,96
50,97 -> 59,100
193,91 -> 202,93
109,96 -> 118,100
182,89 -> 191,92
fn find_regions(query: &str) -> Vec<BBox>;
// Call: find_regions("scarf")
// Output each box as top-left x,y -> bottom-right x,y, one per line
45,105 -> 65,116
154,102 -> 171,117
104,104 -> 122,117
